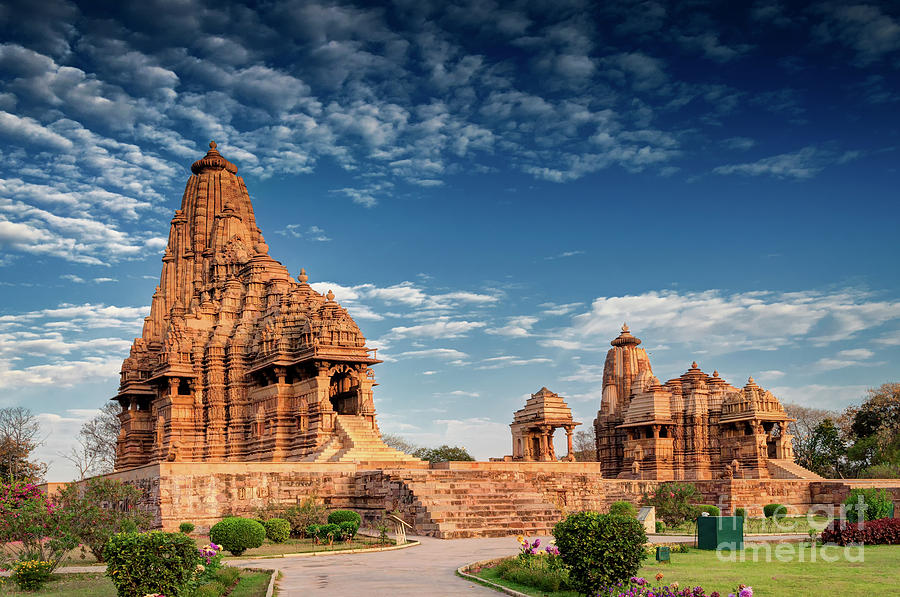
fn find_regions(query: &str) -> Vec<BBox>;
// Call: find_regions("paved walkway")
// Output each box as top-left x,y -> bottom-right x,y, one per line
44,532 -> 809,595
231,534 -> 521,596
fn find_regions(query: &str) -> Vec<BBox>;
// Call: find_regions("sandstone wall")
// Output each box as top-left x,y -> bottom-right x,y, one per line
96,462 -> 900,535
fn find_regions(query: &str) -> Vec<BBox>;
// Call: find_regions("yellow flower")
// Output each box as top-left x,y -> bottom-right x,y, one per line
516,535 -> 525,545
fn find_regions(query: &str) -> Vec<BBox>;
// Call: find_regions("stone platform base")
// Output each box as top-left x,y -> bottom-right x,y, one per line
104,462 -> 900,539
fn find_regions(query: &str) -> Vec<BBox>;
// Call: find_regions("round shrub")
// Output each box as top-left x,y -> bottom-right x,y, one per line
327,509 -> 362,526
698,504 -> 721,517
306,524 -> 321,540
763,503 -> 787,520
734,507 -> 747,519
263,518 -> 291,543
338,521 -> 359,541
12,560 -> 54,591
843,488 -> 894,523
608,500 -> 638,517
179,522 -> 195,534
209,517 -> 266,556
655,520 -> 665,533
316,523 -> 341,543
104,532 -> 199,597
553,511 -> 647,595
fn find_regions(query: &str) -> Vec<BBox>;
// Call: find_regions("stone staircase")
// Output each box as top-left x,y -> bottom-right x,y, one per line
767,459 -> 824,480
305,415 -> 422,465
387,470 -> 565,539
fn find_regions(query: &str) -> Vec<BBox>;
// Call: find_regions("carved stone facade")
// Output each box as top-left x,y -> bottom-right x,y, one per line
113,142 -> 417,469
510,388 -> 580,462
594,325 -> 806,480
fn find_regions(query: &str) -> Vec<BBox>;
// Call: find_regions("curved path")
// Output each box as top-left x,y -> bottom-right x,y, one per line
232,533 -> 808,596
233,535 -> 521,596
48,533 -> 808,595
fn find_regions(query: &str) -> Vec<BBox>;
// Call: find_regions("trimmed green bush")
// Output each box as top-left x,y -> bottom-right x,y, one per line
734,507 -> 747,519
316,523 -> 341,544
655,521 -> 665,533
698,504 -> 721,517
104,531 -> 200,597
763,503 -> 787,519
327,509 -> 362,526
263,518 -> 290,543
608,501 -> 638,517
843,488 -> 894,523
209,517 -> 266,556
179,522 -> 195,534
553,511 -> 647,596
338,521 -> 359,541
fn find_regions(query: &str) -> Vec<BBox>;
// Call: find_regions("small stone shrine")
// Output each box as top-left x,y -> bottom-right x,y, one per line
594,324 -> 805,480
510,387 -> 580,461
113,142 -> 418,468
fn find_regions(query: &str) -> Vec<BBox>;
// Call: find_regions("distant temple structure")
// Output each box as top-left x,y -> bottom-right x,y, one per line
510,388 -> 580,461
593,324 -> 808,480
113,142 -> 418,468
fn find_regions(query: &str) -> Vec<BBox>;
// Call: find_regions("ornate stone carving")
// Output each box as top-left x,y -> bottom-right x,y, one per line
112,142 -> 404,469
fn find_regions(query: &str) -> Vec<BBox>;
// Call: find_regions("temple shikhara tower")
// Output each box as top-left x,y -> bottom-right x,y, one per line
113,142 -> 418,469
593,324 -> 817,480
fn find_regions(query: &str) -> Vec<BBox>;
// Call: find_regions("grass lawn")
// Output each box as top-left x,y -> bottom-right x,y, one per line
474,544 -> 900,596
0,569 -> 272,596
656,516 -> 831,536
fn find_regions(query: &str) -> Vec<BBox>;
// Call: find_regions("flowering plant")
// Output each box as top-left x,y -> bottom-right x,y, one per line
11,559 -> 54,591
0,481 -> 78,571
596,576 -> 747,597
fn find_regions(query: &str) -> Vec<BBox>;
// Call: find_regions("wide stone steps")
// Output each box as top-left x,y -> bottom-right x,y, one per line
767,459 -> 824,480
389,471 -> 565,539
330,415 -> 421,464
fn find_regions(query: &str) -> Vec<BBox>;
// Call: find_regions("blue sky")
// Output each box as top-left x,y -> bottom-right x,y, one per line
0,0 -> 898,480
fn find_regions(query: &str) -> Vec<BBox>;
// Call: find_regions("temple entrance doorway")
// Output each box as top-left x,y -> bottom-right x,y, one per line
329,372 -> 359,415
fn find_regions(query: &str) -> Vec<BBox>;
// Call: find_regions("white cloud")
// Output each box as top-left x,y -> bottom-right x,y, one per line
713,146 -> 860,179
544,288 -> 900,354
487,316 -> 538,337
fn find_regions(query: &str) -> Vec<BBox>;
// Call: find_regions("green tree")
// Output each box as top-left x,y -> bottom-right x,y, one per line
845,383 -> 900,476
412,445 -> 474,462
55,477 -> 152,562
799,419 -> 847,478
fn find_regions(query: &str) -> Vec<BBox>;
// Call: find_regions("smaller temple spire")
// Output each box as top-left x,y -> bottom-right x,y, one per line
298,268 -> 308,284
326,289 -> 335,302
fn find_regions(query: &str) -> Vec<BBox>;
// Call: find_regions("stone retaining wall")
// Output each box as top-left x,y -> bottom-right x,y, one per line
91,462 -> 900,535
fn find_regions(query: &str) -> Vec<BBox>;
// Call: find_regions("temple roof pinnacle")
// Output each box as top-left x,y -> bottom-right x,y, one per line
191,140 -> 238,175
691,361 -> 698,369
298,268 -> 308,284
611,324 -> 641,347
326,289 -> 335,302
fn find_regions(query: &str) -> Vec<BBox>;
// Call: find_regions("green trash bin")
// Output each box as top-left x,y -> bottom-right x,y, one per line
696,516 -> 743,550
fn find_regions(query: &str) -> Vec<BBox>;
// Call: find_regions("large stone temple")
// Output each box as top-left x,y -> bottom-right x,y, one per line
593,324 -> 811,480
113,142 -> 418,469
91,142 -> 896,537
